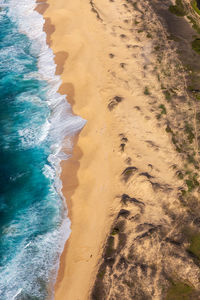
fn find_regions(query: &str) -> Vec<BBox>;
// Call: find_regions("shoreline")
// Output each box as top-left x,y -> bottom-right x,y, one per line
35,0 -> 82,228
35,0 -> 85,292
39,0 -> 126,300
36,1 -> 121,299
35,0 -> 83,295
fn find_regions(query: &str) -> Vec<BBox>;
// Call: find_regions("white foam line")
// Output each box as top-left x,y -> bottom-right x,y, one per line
12,288 -> 22,300
3,0 -> 86,298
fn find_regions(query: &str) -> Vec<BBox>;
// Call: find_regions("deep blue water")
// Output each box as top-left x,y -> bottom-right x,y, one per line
0,2 -> 82,299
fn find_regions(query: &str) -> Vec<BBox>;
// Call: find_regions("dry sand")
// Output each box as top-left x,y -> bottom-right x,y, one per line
36,0 -> 200,299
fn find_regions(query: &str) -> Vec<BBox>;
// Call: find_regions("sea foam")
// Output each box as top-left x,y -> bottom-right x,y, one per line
6,0 -> 86,150
0,0 -> 86,299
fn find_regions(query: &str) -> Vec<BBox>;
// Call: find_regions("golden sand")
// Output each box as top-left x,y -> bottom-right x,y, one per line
38,1 -> 124,299
36,0 -> 194,299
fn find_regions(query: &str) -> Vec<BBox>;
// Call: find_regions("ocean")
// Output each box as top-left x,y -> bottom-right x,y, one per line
0,0 -> 85,299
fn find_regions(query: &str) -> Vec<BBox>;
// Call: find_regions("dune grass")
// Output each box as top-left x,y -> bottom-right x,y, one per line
159,104 -> 167,115
169,0 -> 186,16
192,0 -> 200,15
166,281 -> 194,300
144,86 -> 150,95
187,15 -> 200,34
191,38 -> 200,54
184,123 -> 194,144
188,233 -> 200,259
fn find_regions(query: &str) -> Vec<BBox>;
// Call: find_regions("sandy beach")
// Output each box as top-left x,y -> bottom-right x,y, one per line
36,0 -> 200,299
39,0 -> 124,299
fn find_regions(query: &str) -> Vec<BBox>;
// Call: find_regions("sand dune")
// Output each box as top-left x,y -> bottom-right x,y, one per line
37,0 -> 200,299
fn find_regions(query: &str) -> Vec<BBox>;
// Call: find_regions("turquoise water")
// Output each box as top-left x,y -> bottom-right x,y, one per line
0,1 -> 85,299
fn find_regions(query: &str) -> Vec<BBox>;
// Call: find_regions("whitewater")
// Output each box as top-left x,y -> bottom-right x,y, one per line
0,0 -> 85,299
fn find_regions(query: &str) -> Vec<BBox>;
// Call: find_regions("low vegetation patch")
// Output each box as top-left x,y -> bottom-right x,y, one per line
146,32 -> 152,39
166,280 -> 194,300
185,179 -> 195,192
188,232 -> 200,259
182,227 -> 200,260
105,236 -> 115,258
187,16 -> 200,34
191,38 -> 200,55
187,153 -> 197,165
184,123 -> 195,144
176,170 -> 184,179
144,86 -> 150,95
159,104 -> 167,115
163,90 -> 171,101
169,0 -> 186,16
166,124 -> 173,133
191,0 -> 200,15
185,172 -> 199,192
92,264 -> 106,300
195,92 -> 200,100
